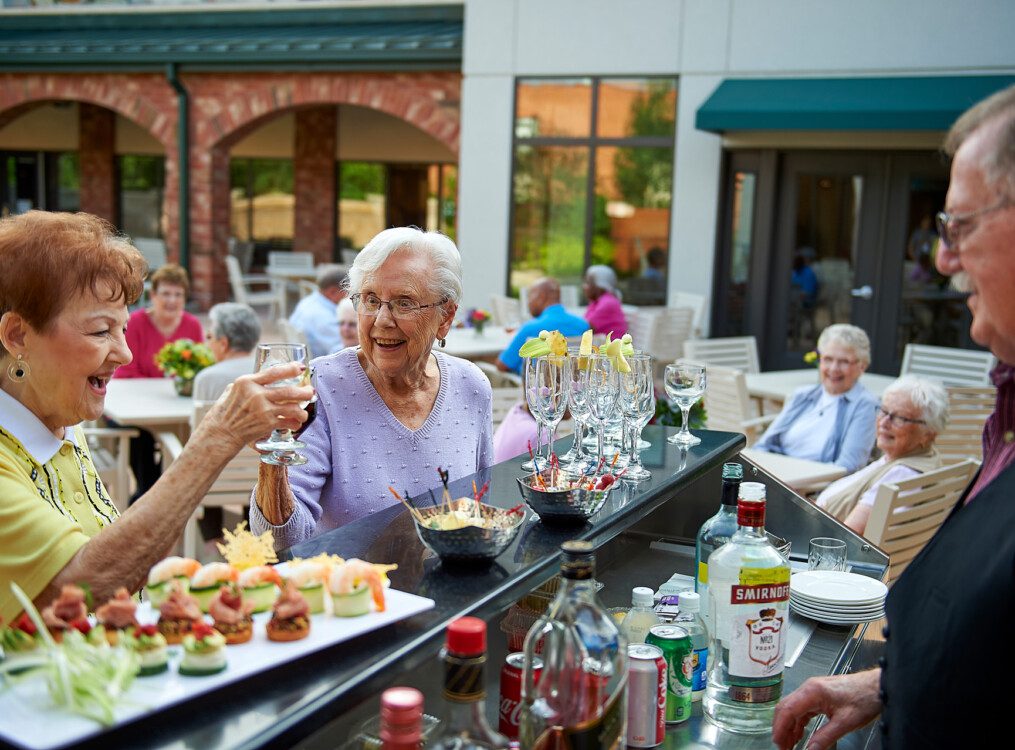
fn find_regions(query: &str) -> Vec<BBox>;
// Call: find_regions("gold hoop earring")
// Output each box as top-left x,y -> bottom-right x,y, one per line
6,354 -> 29,382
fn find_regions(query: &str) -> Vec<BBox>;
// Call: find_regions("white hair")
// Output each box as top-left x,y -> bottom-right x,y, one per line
586,265 -> 619,295
818,324 -> 871,367
882,375 -> 949,434
208,302 -> 261,353
345,227 -> 462,306
335,296 -> 355,321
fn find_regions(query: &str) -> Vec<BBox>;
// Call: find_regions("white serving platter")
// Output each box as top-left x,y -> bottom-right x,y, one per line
790,570 -> 888,604
789,597 -> 885,616
0,588 -> 434,750
790,600 -> 885,625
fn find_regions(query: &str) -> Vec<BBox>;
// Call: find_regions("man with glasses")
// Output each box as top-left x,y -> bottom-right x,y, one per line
774,84 -> 1015,750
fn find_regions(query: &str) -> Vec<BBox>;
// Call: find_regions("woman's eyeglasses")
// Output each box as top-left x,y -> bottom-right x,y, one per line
350,293 -> 446,319
876,406 -> 925,427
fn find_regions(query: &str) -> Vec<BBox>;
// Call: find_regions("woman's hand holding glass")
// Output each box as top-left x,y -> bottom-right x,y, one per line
587,354 -> 621,475
619,354 -> 656,481
524,354 -> 568,469
253,343 -> 313,465
664,363 -> 706,447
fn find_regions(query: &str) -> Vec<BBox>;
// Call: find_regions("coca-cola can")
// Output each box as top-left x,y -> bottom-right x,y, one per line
627,643 -> 667,748
499,652 -> 542,739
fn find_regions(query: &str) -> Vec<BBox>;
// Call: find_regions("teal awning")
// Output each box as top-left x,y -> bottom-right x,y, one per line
696,76 -> 1015,132
0,4 -> 462,70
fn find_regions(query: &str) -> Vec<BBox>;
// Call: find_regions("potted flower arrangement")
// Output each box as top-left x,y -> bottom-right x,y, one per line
155,339 -> 216,396
467,308 -> 492,336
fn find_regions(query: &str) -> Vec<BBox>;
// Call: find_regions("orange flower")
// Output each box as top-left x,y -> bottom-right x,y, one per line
181,349 -> 193,360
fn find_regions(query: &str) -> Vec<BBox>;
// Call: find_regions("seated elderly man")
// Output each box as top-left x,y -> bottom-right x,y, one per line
288,265 -> 348,358
815,375 -> 946,535
194,302 -> 262,402
753,324 -> 879,473
497,278 -> 589,374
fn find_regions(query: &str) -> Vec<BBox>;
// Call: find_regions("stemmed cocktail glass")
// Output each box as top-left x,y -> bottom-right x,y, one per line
587,354 -> 620,475
522,355 -> 567,470
664,362 -> 706,447
254,342 -> 312,465
619,353 -> 656,481
558,350 -> 593,474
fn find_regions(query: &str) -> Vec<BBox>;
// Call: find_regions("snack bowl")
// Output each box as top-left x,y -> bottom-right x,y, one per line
516,471 -> 612,525
413,500 -> 526,563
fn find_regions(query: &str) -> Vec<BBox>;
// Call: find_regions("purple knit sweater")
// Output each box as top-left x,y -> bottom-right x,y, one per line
249,347 -> 494,548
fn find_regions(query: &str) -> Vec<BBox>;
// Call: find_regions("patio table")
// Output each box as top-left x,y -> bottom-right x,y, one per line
742,447 -> 847,493
437,324 -> 516,361
103,378 -> 194,440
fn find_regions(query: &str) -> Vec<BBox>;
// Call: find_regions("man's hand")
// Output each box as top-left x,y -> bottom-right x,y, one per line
772,669 -> 882,750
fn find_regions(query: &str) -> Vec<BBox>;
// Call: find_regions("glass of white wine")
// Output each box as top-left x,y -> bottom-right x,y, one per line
254,342 -> 312,466
664,362 -> 706,447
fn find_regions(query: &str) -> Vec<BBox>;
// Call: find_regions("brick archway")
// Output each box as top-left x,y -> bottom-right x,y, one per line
184,71 -> 461,307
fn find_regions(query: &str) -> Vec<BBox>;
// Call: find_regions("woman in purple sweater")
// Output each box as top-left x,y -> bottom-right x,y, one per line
250,228 -> 494,547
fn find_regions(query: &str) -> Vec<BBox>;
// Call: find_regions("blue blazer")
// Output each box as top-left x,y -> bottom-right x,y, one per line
753,381 -> 878,473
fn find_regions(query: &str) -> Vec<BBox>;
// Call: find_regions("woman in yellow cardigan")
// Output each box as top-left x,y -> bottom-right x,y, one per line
0,211 -> 312,623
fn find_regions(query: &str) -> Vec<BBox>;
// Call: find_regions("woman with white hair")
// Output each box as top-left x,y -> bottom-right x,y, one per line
583,265 -> 628,336
754,324 -> 879,473
250,227 -> 494,545
335,297 -> 358,349
816,375 -> 947,535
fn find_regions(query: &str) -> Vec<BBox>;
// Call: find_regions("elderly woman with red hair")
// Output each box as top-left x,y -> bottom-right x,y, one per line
0,211 -> 312,624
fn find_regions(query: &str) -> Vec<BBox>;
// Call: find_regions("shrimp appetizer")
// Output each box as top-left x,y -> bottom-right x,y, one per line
179,621 -> 227,676
208,585 -> 255,645
146,556 -> 200,607
237,565 -> 284,614
95,587 -> 139,646
189,562 -> 239,613
329,559 -> 390,617
267,582 -> 311,642
40,584 -> 89,643
157,584 -> 204,645
282,558 -> 336,615
127,624 -> 169,676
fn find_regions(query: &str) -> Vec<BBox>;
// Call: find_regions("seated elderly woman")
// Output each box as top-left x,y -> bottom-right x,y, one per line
336,297 -> 359,349
816,375 -> 947,535
250,227 -> 494,546
583,265 -> 628,336
0,212 -> 311,623
753,324 -> 879,473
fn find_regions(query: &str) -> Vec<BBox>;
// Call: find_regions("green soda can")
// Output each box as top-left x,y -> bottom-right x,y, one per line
646,624 -> 693,724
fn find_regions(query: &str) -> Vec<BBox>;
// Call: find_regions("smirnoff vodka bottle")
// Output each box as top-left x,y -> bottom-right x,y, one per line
694,462 -> 743,631
519,540 -> 628,749
703,482 -> 790,734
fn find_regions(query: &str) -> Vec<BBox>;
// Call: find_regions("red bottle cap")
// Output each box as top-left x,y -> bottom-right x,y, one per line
446,616 -> 486,656
380,687 -> 423,747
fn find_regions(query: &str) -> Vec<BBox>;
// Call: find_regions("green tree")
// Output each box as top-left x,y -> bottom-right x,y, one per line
613,82 -> 675,208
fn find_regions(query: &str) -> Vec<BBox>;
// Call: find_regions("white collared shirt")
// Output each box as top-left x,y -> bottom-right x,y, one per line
0,387 -> 78,464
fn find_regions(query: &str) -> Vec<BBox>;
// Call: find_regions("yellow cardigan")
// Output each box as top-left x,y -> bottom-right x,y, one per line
0,424 -> 119,622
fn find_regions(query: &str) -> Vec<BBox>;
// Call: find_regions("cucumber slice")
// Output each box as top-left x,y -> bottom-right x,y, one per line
139,661 -> 169,677
242,582 -> 279,614
299,584 -> 324,615
146,575 -> 190,607
189,584 -> 223,613
179,662 -> 226,677
331,584 -> 370,617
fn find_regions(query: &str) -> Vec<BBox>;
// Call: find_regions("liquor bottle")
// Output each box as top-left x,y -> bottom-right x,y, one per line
673,592 -> 709,702
620,586 -> 661,644
703,482 -> 790,734
380,687 -> 424,750
519,540 -> 628,749
695,461 -> 743,629
429,617 -> 510,750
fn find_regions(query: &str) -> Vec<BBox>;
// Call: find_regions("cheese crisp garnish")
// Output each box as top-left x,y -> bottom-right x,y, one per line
216,521 -> 278,570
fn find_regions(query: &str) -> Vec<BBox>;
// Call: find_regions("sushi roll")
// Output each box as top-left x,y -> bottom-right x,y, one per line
208,585 -> 254,645
95,587 -> 139,646
157,584 -> 203,645
146,557 -> 200,607
179,622 -> 227,676
127,624 -> 169,676
189,563 -> 239,613
266,583 -> 310,642
237,566 -> 283,614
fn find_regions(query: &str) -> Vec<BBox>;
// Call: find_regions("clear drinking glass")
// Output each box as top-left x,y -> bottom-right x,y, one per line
559,351 -> 593,474
808,537 -> 848,571
521,356 -> 545,471
587,354 -> 620,475
254,342 -> 311,466
528,354 -> 568,467
664,362 -> 706,447
619,354 -> 656,481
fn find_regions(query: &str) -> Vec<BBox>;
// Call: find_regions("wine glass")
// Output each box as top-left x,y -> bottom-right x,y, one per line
254,342 -> 312,466
664,362 -> 706,447
521,356 -> 545,471
587,354 -> 620,475
618,354 -> 655,481
559,350 -> 593,474
528,354 -> 568,467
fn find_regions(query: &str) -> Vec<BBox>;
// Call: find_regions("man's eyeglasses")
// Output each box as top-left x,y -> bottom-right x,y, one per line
350,293 -> 446,319
876,406 -> 926,427
935,200 -> 1013,250
819,355 -> 859,368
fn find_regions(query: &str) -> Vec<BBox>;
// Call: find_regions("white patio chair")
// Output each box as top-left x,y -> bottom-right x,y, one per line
682,336 -> 760,374
83,426 -> 139,513
278,317 -> 309,347
225,255 -> 284,319
476,361 -> 523,389
900,344 -> 995,387
866,459 -> 979,585
936,386 -> 995,463
688,362 -> 774,446
560,285 -> 580,309
267,251 -> 315,274
671,291 -> 707,337
490,295 -> 522,326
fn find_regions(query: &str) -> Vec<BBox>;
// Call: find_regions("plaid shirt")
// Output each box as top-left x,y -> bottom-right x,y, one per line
966,363 -> 1015,503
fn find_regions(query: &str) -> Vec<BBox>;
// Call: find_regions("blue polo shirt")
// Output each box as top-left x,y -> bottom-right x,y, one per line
498,304 -> 590,374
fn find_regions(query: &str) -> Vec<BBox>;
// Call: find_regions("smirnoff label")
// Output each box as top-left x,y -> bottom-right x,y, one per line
727,566 -> 790,679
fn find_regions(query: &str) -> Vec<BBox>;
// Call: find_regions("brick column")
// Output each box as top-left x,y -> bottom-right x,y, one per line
293,106 -> 337,263
78,104 -> 116,223
188,143 -> 231,310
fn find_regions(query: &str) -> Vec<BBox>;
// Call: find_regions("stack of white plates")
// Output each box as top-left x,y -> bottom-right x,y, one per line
790,570 -> 887,625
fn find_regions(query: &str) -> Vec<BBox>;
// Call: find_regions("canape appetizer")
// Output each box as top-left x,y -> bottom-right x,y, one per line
189,562 -> 239,613
267,582 -> 310,642
95,587 -> 139,646
40,584 -> 90,643
237,565 -> 283,614
146,556 -> 201,607
282,558 -> 333,615
208,585 -> 254,645
0,613 -> 41,670
157,584 -> 204,645
127,624 -> 169,676
329,559 -> 386,616
179,621 -> 227,676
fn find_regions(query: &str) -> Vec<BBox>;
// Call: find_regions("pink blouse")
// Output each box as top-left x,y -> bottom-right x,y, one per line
585,291 -> 628,336
114,308 -> 204,379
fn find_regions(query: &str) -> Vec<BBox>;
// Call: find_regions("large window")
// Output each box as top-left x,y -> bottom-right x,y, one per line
118,154 -> 163,239
509,77 -> 677,303
230,158 -> 295,250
